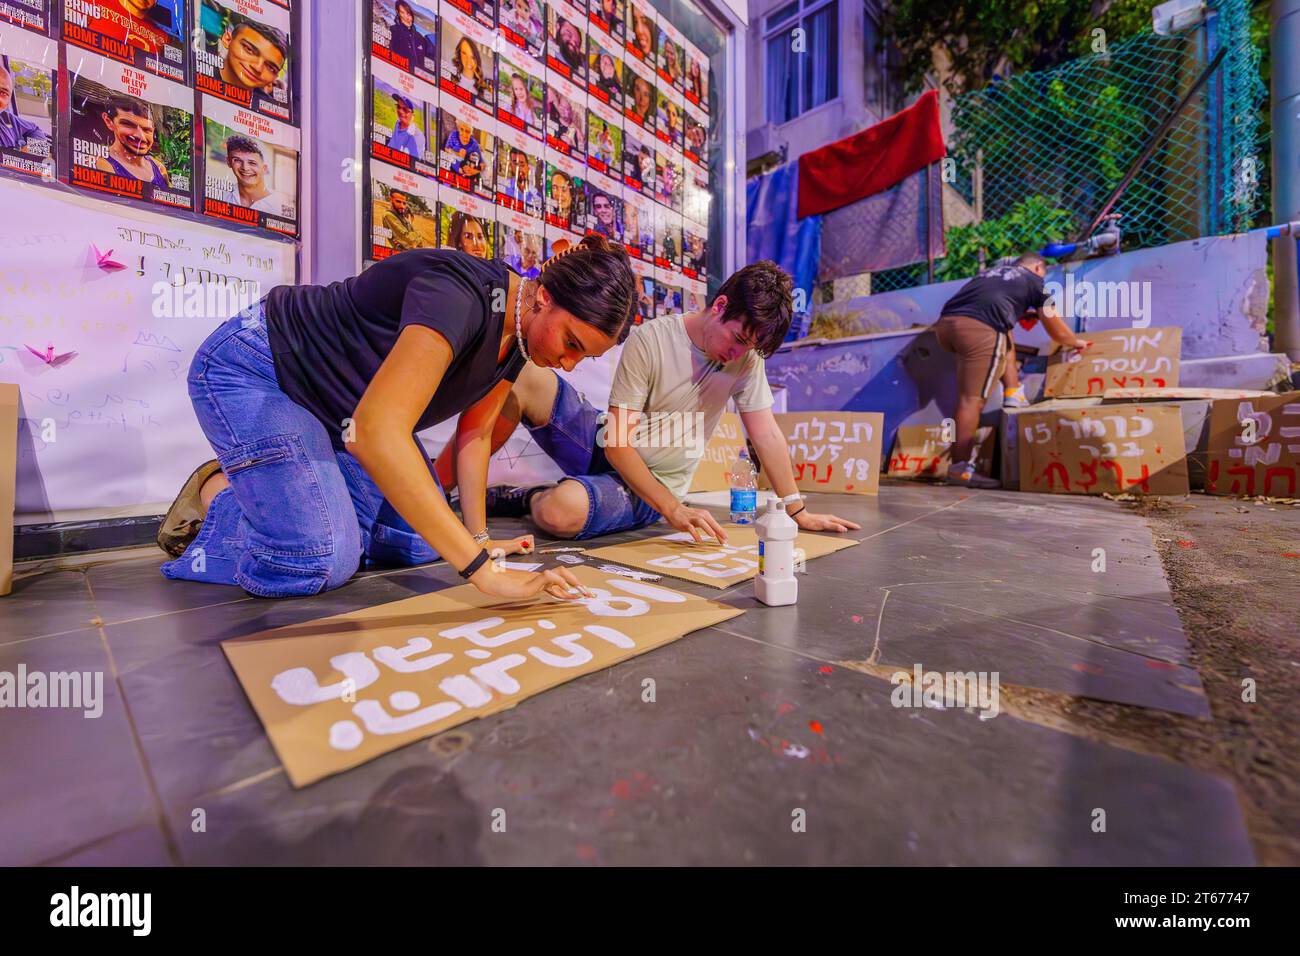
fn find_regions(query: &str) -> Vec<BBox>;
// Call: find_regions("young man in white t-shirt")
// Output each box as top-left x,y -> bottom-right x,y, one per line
433,261 -> 860,542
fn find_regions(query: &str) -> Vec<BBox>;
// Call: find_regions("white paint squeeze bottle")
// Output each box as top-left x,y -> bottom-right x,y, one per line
756,494 -> 800,606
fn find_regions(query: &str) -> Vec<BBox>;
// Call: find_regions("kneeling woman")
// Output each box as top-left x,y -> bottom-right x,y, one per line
159,236 -> 636,601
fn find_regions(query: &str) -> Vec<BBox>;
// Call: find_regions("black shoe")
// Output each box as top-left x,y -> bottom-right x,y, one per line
157,459 -> 222,557
485,483 -> 553,518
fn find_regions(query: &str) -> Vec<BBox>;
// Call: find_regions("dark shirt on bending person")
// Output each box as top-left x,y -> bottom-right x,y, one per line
939,263 -> 1051,334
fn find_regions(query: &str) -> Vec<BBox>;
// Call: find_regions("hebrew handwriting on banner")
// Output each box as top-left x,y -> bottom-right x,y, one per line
646,542 -> 761,579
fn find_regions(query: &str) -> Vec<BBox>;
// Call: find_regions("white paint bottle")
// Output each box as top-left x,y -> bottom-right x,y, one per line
755,497 -> 798,606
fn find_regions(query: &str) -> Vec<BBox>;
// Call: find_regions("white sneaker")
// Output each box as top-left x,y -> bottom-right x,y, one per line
1002,385 -> 1031,408
946,461 -> 1001,488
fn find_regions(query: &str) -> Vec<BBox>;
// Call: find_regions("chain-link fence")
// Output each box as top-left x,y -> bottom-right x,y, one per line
839,0 -> 1266,296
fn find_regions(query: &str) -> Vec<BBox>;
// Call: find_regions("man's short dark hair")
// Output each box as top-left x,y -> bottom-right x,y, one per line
711,261 -> 793,358
103,93 -> 151,121
389,188 -> 407,200
231,20 -> 289,62
1017,252 -> 1047,270
225,135 -> 263,159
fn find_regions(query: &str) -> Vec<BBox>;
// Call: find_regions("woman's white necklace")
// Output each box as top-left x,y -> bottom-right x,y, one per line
514,276 -> 530,363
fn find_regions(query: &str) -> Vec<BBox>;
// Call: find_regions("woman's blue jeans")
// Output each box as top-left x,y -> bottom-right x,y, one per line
160,302 -> 441,597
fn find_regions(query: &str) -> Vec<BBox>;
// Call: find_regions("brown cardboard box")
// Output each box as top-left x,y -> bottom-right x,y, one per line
757,411 -> 884,495
1044,327 -> 1182,398
0,384 -> 16,596
1205,391 -> 1300,498
887,424 -> 995,480
1017,404 -> 1188,496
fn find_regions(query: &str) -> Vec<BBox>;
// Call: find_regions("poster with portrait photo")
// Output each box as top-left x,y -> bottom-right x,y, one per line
497,204 -> 544,277
587,0 -> 622,47
654,80 -> 683,151
0,22 -> 54,179
544,148 -> 583,232
656,17 -> 684,92
629,253 -> 654,322
584,94 -> 620,177
682,97 -> 705,166
586,29 -> 621,110
0,0 -> 51,37
437,181 -> 495,258
653,265 -> 682,316
494,121 -> 542,218
652,202 -> 680,272
371,54 -> 438,178
682,219 -> 705,281
624,0 -> 654,72
437,92 -> 494,200
684,158 -> 708,225
202,94 -> 298,234
681,274 -> 705,314
370,160 -> 439,259
62,0 -> 186,82
442,0 -> 493,33
497,0 -> 542,61
583,167 -> 620,241
621,49 -> 652,134
682,33 -> 707,112
620,186 -> 652,261
439,4 -> 494,115
545,0 -> 585,85
544,68 -> 584,160
654,145 -> 681,212
194,0 -> 293,122
620,119 -> 654,196
495,45 -> 542,141
370,0 -> 438,83
68,48 -> 192,208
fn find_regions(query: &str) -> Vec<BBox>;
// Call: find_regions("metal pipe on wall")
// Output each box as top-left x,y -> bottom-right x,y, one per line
1272,0 -> 1300,361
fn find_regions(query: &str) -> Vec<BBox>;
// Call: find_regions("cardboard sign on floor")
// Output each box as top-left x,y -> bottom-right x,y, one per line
1044,327 -> 1182,398
223,565 -> 742,787
583,526 -> 859,588
688,412 -> 747,493
1204,391 -> 1300,498
887,424 -> 994,480
0,384 -> 16,596
757,411 -> 884,495
1018,404 -> 1188,496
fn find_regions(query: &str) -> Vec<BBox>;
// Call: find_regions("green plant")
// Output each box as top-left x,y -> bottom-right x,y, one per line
935,194 -> 1078,282
156,112 -> 192,181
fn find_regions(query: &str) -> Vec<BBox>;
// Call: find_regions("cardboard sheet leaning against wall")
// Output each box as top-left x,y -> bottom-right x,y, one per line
224,565 -> 743,787
1043,327 -> 1182,398
689,412 -> 747,493
1017,405 -> 1188,496
757,411 -> 884,495
888,424 -> 995,480
1205,391 -> 1300,499
583,526 -> 859,588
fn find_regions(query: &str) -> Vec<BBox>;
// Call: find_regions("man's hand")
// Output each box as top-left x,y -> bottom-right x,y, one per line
1071,338 -> 1093,350
487,534 -> 534,558
794,510 -> 861,534
666,503 -> 729,544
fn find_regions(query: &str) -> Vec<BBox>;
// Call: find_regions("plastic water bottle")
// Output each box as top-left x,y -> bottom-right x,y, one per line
729,449 -> 757,523
756,497 -> 798,606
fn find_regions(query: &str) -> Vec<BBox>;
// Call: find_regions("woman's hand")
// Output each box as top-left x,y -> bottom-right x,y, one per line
666,503 -> 728,544
470,564 -> 590,601
486,534 -> 534,558
794,510 -> 861,534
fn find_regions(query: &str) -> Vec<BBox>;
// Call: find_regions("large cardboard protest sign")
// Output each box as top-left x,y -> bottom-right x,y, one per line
224,565 -> 741,787
584,527 -> 859,588
688,412 -> 746,493
757,411 -> 884,495
1205,391 -> 1300,498
887,424 -> 994,480
1044,327 -> 1182,398
1018,405 -> 1188,496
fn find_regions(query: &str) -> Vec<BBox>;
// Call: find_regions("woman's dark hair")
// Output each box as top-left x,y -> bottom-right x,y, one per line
538,234 -> 636,343
712,260 -> 794,358
448,211 -> 485,253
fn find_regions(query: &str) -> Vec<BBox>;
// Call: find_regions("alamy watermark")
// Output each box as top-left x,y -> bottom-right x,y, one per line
151,276 -> 263,320
0,665 -> 103,719
1044,273 -> 1152,327
890,664 -> 1000,720
595,406 -> 708,458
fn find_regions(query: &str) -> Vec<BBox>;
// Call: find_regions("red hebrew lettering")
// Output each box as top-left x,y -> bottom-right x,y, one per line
1153,378 -> 1167,387
923,456 -> 942,475
817,464 -> 832,484
1043,462 -> 1070,490
1264,467 -> 1297,497
1227,466 -> 1256,496
795,463 -> 808,480
1100,459 -> 1124,490
1124,462 -> 1151,493
1206,458 -> 1219,493
1077,459 -> 1100,492
1087,377 -> 1106,395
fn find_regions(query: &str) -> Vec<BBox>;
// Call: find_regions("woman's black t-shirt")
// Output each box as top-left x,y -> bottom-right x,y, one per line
264,249 -> 525,442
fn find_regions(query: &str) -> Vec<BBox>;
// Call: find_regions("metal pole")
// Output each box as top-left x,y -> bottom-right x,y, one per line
1272,0 -> 1300,361
925,163 -> 936,283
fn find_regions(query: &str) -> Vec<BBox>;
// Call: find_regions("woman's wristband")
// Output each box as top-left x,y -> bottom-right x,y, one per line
458,548 -> 491,580
788,505 -> 806,519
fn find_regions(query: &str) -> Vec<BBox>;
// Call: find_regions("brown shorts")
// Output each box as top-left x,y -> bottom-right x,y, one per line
933,314 -> 1012,401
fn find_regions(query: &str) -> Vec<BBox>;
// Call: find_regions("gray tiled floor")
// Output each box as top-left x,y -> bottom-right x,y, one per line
0,482 -> 1253,865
